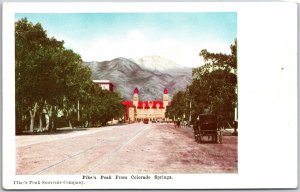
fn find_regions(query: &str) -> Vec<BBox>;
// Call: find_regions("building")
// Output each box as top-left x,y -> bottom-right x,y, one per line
122,88 -> 170,122
93,80 -> 114,92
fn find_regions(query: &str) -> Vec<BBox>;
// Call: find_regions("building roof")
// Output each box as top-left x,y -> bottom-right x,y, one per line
122,100 -> 165,109
164,88 -> 168,94
133,88 -> 168,94
93,80 -> 110,83
122,100 -> 134,107
133,87 -> 139,94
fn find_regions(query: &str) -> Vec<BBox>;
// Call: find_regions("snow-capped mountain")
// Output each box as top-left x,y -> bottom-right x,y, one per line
131,55 -> 182,72
83,57 -> 192,100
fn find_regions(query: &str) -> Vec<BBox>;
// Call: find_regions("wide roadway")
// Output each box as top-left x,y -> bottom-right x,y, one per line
16,123 -> 237,174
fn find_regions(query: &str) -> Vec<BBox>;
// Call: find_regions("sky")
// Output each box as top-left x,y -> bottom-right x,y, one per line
15,13 -> 236,68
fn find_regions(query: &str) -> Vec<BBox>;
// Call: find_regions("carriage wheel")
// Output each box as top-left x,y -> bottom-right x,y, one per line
218,130 -> 223,144
213,134 -> 218,143
194,126 -> 200,143
199,131 -> 203,143
197,134 -> 200,143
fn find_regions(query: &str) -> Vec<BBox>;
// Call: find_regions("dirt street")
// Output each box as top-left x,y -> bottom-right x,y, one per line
16,123 -> 237,174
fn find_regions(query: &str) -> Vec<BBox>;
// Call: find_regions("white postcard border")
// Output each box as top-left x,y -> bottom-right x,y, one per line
2,2 -> 298,189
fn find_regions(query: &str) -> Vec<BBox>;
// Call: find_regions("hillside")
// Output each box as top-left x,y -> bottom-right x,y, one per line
83,57 -> 192,100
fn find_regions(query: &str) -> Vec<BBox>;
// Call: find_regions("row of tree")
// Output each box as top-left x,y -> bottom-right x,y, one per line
166,40 -> 237,127
16,18 -> 124,134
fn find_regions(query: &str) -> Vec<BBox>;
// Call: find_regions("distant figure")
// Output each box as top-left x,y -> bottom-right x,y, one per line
204,106 -> 210,114
183,120 -> 187,128
176,119 -> 181,128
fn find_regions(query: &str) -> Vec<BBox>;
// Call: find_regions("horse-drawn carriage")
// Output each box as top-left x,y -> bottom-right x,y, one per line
193,114 -> 222,144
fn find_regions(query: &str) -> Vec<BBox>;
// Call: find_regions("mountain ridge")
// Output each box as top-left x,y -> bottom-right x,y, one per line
83,57 -> 192,100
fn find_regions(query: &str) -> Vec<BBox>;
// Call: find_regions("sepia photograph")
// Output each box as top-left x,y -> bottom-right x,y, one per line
2,1 -> 297,190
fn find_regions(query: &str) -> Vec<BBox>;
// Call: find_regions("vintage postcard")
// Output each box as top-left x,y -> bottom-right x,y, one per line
2,2 -> 298,190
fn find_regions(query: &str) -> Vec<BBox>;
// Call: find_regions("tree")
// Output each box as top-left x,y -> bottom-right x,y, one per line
166,91 -> 189,121
81,85 -> 124,127
166,40 -> 237,127
15,18 -> 50,132
16,18 -> 127,134
15,18 -> 92,132
190,39 -> 237,127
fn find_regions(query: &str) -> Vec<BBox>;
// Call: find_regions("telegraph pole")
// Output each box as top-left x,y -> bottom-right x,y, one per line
77,100 -> 80,123
189,101 -> 192,127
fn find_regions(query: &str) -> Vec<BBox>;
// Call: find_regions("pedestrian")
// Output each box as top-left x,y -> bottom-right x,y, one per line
176,119 -> 181,128
204,105 -> 210,114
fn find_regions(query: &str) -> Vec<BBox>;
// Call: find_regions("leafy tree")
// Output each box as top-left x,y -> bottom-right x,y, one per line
15,18 -> 50,132
81,85 -> 124,127
190,39 -> 237,126
16,18 -> 89,132
16,18 -> 92,132
15,17 -> 131,134
166,91 -> 189,121
166,40 -> 237,127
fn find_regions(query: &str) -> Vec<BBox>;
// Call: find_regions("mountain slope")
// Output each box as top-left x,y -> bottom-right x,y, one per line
83,57 -> 192,100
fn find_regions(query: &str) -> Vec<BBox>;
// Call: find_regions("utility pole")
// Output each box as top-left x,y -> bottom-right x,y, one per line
77,100 -> 80,123
189,101 -> 192,127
